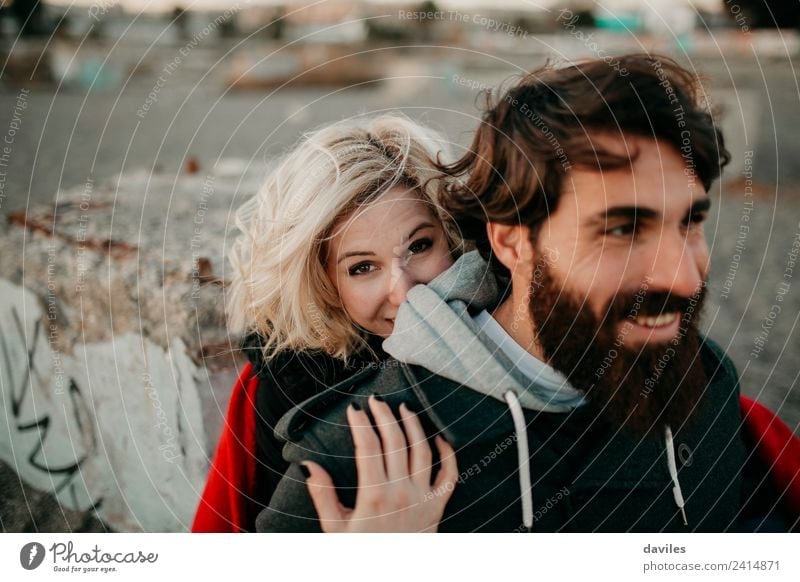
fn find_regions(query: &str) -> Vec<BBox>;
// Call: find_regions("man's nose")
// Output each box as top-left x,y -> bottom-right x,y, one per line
387,262 -> 417,307
646,234 -> 707,299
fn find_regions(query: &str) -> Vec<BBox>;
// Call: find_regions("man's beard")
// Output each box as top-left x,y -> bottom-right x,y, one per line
528,254 -> 708,438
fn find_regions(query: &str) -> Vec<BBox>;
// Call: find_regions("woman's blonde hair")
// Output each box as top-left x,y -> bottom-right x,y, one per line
227,114 -> 461,362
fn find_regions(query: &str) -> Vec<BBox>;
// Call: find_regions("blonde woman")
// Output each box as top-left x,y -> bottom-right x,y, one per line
218,115 -> 461,532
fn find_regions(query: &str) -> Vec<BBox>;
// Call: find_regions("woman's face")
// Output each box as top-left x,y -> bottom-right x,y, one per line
325,186 -> 454,338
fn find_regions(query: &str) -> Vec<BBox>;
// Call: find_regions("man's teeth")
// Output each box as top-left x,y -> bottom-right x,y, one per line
635,312 -> 678,327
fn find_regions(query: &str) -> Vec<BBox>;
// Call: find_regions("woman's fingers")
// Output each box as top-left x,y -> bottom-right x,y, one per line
367,395 -> 409,483
307,401 -> 458,533
431,435 -> 458,503
399,402 -> 432,489
347,404 -> 386,491
303,461 -> 348,533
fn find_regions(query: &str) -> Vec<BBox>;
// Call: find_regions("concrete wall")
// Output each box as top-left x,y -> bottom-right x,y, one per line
0,165 -> 259,531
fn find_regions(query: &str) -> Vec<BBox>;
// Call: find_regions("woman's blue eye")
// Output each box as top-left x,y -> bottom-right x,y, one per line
348,263 -> 375,276
408,238 -> 433,254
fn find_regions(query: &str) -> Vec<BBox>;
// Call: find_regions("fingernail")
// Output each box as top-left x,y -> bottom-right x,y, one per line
402,402 -> 418,414
372,394 -> 385,402
351,401 -> 361,411
300,464 -> 311,479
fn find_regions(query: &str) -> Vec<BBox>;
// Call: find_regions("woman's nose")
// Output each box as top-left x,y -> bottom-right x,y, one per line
387,261 -> 417,307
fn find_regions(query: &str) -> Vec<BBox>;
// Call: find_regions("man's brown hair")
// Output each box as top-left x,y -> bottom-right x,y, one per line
440,54 -> 731,278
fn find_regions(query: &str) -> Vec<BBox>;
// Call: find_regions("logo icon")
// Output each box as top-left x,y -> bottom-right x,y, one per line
20,542 -> 46,570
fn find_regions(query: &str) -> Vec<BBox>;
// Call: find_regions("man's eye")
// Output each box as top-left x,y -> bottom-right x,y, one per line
408,238 -> 433,255
348,263 -> 376,276
684,213 -> 707,229
606,224 -> 637,237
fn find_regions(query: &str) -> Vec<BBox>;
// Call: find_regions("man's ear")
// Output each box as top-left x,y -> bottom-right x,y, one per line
486,222 -> 534,275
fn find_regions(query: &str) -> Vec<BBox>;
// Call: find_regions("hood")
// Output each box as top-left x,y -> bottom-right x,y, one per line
383,250 -> 581,413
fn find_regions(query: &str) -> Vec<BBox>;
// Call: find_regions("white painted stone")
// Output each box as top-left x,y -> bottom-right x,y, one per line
0,279 -> 208,532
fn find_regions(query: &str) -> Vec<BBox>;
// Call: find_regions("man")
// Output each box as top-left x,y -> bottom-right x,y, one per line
255,54 -> 795,532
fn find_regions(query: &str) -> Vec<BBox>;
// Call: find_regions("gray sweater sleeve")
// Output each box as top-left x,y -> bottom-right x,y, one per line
255,462 -> 323,532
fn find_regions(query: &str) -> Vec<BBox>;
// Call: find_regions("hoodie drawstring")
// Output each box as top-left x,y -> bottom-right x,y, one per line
502,393 -> 688,531
504,390 -> 533,531
664,426 -> 688,526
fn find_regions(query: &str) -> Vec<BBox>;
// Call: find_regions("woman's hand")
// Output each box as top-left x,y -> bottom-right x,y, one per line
302,395 -> 458,532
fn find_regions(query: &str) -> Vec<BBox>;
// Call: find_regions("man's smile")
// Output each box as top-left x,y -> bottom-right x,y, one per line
634,312 -> 679,328
625,311 -> 681,343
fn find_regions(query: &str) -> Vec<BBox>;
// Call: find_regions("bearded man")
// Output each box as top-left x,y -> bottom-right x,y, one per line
255,54 -> 796,532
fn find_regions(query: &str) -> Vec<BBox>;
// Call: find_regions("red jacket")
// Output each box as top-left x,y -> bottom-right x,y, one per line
191,362 -> 800,532
191,362 -> 261,533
